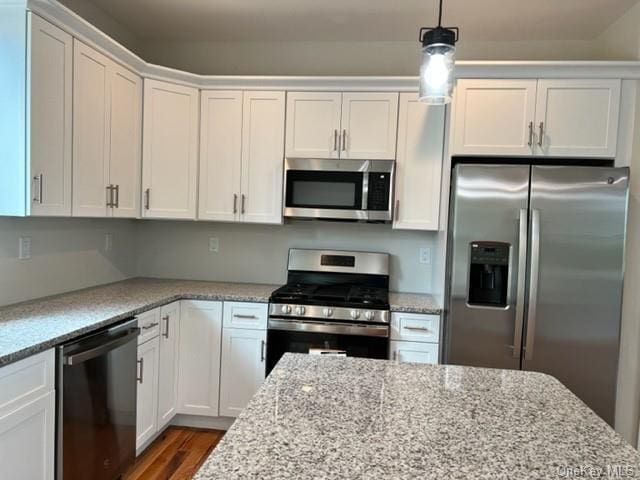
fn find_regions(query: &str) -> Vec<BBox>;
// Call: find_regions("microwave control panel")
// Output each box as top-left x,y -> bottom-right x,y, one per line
367,173 -> 391,211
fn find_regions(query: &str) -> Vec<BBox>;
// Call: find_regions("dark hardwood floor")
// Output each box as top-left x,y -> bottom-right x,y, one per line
124,427 -> 225,480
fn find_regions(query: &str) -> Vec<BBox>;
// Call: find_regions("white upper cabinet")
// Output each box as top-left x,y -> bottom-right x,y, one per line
284,92 -> 399,160
240,91 -> 286,224
72,40 -> 142,218
453,79 -> 538,156
453,78 -> 621,158
285,92 -> 342,158
341,92 -> 399,160
108,63 -> 142,218
24,13 -> 73,217
72,41 -> 110,217
393,93 -> 445,231
199,91 -> 243,222
142,79 -> 199,219
534,79 -> 620,158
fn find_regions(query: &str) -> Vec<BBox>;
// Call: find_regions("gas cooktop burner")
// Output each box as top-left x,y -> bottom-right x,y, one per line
270,283 -> 389,309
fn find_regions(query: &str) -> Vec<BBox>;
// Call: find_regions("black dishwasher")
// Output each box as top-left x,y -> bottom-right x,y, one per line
56,318 -> 139,480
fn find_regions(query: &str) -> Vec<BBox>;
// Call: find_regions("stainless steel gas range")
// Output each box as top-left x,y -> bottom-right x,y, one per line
266,249 -> 390,373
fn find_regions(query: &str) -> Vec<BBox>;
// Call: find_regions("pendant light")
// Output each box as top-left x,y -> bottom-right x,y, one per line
418,0 -> 459,104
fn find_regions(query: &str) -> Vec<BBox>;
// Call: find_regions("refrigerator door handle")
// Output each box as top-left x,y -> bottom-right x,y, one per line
524,209 -> 541,361
511,209 -> 528,358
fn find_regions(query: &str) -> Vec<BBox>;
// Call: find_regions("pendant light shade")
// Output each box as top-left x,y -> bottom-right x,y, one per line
418,0 -> 459,104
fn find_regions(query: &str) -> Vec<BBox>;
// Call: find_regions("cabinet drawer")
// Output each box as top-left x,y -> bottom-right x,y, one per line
0,350 -> 54,419
223,302 -> 268,330
137,308 -> 161,344
390,341 -> 439,365
390,312 -> 440,343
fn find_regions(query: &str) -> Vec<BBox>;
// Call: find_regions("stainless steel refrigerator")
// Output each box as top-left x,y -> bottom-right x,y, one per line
445,163 -> 629,425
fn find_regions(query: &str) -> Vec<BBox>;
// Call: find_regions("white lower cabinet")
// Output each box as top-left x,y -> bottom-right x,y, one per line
157,302 -> 181,430
177,300 -> 223,416
136,336 -> 159,452
219,327 -> 267,418
389,312 -> 440,365
0,350 -> 55,480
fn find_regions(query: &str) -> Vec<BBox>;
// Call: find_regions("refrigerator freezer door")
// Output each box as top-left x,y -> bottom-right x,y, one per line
524,166 -> 629,425
446,164 -> 530,369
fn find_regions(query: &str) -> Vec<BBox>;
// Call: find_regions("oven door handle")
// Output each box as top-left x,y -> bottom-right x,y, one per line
63,327 -> 140,366
268,319 -> 389,338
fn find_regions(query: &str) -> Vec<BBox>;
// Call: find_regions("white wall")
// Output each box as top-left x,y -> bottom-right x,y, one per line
596,1 -> 640,60
135,220 -> 436,293
0,217 -> 137,306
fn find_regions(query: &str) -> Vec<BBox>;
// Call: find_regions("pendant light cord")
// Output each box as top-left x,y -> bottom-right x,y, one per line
438,0 -> 444,26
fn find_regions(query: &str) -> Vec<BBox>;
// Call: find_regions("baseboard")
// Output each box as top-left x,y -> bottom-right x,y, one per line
170,414 -> 235,430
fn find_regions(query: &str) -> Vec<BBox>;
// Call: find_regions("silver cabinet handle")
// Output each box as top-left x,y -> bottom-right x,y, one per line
341,129 -> 347,152
33,174 -> 43,203
538,122 -> 544,148
144,188 -> 150,210
142,322 -> 159,330
233,193 -> 238,214
403,326 -> 431,333
114,184 -> 119,208
260,340 -> 265,362
333,129 -> 338,152
395,199 -> 400,220
137,358 -> 144,383
392,350 -> 397,361
162,315 -> 170,338
241,194 -> 246,214
512,208 -> 528,358
524,209 -> 541,361
527,121 -> 534,147
234,314 -> 258,320
106,185 -> 114,208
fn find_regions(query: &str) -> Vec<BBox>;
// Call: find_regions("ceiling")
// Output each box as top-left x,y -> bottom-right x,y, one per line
69,0 -> 639,43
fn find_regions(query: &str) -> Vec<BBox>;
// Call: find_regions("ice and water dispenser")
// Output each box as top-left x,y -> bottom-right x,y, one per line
467,242 -> 510,308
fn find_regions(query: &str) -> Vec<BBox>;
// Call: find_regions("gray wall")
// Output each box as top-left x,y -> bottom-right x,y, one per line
0,217 -> 137,306
135,220 -> 436,293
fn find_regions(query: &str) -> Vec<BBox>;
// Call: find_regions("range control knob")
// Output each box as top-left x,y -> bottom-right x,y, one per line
350,310 -> 361,320
322,307 -> 334,317
364,311 -> 375,321
281,305 -> 292,314
295,306 -> 306,316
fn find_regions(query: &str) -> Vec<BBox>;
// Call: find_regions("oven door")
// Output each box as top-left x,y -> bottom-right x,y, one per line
266,318 -> 389,374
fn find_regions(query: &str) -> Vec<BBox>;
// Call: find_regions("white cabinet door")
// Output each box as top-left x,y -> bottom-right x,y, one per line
142,79 -> 199,219
453,79 -> 537,156
28,13 -> 72,217
341,92 -> 399,160
136,337 -> 159,452
72,40 -> 110,218
0,391 -> 55,480
393,93 -> 445,231
390,341 -> 438,365
285,92 -> 342,158
198,91 -> 243,221
177,301 -> 223,417
534,79 -> 621,158
157,302 -> 181,430
219,328 -> 266,418
109,63 -> 142,218
240,91 -> 285,224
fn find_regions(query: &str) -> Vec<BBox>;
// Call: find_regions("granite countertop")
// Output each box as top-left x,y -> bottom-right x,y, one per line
0,278 -> 441,367
195,354 -> 640,480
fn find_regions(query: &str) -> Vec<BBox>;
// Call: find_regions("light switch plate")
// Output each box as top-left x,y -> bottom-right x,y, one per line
419,247 -> 431,265
209,237 -> 219,253
19,236 -> 31,260
105,233 -> 113,252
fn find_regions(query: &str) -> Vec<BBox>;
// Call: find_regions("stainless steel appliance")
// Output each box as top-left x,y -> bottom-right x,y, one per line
57,319 -> 140,480
446,162 -> 629,425
267,249 -> 391,373
283,158 -> 395,222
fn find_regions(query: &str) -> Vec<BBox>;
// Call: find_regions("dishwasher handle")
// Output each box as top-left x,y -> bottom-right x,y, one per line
63,327 -> 140,366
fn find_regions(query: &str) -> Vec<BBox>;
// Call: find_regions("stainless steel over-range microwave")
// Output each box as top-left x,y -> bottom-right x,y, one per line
283,158 -> 395,222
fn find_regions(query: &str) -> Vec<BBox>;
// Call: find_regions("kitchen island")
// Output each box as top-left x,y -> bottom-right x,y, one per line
195,354 -> 640,479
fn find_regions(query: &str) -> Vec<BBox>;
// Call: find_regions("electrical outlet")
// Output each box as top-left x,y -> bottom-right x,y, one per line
105,233 -> 113,252
419,247 -> 431,265
209,237 -> 219,253
19,236 -> 31,260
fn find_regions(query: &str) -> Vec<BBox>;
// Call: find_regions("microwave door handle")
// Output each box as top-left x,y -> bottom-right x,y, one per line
361,172 -> 369,211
